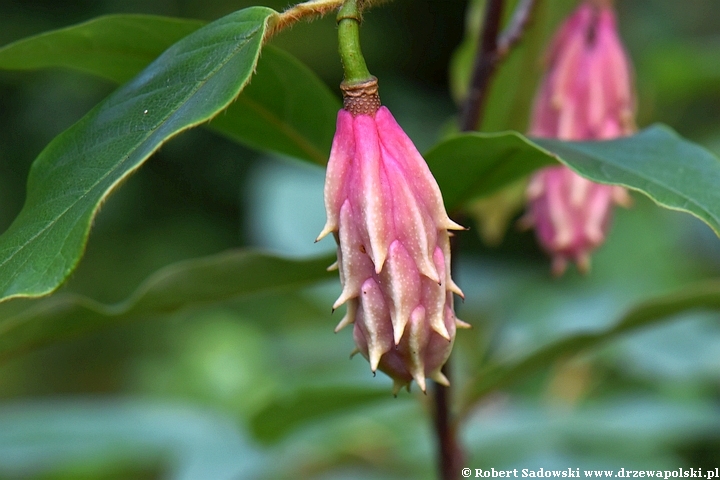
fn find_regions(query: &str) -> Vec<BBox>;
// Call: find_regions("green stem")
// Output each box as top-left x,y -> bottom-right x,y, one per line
337,0 -> 373,85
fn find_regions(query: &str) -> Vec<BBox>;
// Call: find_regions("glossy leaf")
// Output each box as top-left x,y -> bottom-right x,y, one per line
0,7 -> 276,302
0,250 -> 335,361
0,14 -> 205,83
0,14 -> 340,164
426,125 -> 720,237
464,281 -> 720,406
425,130 -> 554,210
533,126 -> 720,237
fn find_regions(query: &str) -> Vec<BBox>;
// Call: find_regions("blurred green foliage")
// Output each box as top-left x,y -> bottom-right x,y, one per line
1,0 -> 720,479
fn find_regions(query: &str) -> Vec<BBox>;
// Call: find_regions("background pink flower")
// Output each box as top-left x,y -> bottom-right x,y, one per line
524,1 -> 635,275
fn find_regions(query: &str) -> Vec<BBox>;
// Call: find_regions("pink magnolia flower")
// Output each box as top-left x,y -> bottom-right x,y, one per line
524,0 -> 634,275
318,99 -> 467,393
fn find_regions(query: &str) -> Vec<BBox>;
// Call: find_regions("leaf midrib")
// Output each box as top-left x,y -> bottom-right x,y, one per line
231,94 -> 327,164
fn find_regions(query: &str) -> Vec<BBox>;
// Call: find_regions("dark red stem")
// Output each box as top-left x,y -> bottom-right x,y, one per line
433,361 -> 464,480
434,1 -> 540,479
459,0 -> 538,132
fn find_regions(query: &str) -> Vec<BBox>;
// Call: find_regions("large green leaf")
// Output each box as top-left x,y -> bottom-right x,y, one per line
426,125 -> 720,237
533,127 -> 720,236
0,250 -> 335,361
0,14 -> 340,164
0,7 -> 276,302
425,130 -> 553,211
463,281 -> 720,408
0,14 -> 205,83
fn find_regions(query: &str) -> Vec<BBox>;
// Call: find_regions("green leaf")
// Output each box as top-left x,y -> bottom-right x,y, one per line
0,7 -> 276,302
0,14 -> 340,164
426,125 -> 720,237
0,250 -> 335,361
207,46 -> 340,164
464,281 -> 720,406
250,384 -> 393,444
0,14 -> 205,83
533,126 -> 720,237
425,130 -> 554,210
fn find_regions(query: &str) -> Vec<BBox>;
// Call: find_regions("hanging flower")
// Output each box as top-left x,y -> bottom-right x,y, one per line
523,0 -> 634,275
317,78 -> 467,393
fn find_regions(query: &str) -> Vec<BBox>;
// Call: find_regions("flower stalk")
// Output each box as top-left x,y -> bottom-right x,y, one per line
331,7 -> 464,478
321,0 -> 467,394
459,0 -> 538,131
337,0 -> 373,86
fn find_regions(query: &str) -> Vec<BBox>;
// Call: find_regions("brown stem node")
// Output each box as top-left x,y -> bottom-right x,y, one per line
340,76 -> 381,116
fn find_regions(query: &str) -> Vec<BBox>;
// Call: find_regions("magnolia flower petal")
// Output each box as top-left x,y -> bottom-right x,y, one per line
320,104 -> 463,391
318,110 -> 355,241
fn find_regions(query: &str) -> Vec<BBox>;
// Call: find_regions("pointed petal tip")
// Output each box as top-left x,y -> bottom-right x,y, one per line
413,373 -> 427,393
332,290 -> 353,311
372,246 -> 389,275
393,323 -> 406,346
613,187 -> 632,208
449,279 -> 464,298
431,320 -> 451,341
315,223 -> 335,243
576,253 -> 591,275
334,313 -> 354,333
349,348 -> 360,359
366,219 -> 390,275
420,259 -> 441,284
455,318 -> 472,329
443,218 -> 467,231
369,346 -> 383,372
526,176 -> 545,199
430,370 -> 450,387
392,379 -> 407,396
326,260 -> 339,272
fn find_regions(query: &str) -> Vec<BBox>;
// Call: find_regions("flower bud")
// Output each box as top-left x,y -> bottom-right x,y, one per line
524,1 -> 635,275
318,81 -> 467,393
524,165 -> 630,275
